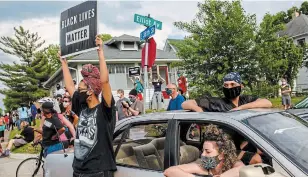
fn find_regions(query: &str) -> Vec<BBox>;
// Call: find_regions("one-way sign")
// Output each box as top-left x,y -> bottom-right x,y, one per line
134,14 -> 162,30
140,25 -> 155,41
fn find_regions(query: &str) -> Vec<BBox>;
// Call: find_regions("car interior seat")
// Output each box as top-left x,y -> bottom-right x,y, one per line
179,145 -> 200,164
150,137 -> 186,163
116,144 -> 139,166
133,143 -> 163,170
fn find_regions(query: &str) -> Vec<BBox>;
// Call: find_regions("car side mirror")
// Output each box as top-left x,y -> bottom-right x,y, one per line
240,163 -> 287,177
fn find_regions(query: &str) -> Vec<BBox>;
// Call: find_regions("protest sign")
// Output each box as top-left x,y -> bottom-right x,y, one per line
60,0 -> 97,58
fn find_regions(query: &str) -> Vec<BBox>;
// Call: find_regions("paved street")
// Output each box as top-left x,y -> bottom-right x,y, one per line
0,158 -> 23,177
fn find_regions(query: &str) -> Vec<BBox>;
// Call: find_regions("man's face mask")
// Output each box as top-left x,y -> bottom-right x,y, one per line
223,86 -> 241,100
129,96 -> 136,103
117,93 -> 122,98
166,88 -> 173,95
200,155 -> 221,170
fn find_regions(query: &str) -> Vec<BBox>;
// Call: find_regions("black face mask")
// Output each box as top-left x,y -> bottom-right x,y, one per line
79,92 -> 89,105
223,86 -> 241,100
200,155 -> 221,170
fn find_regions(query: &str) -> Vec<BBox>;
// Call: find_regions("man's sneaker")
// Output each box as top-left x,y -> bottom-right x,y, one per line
0,149 -> 10,158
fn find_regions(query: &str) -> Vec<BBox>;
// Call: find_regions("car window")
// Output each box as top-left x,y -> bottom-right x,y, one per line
186,123 -> 201,141
245,112 -> 308,174
113,122 -> 167,171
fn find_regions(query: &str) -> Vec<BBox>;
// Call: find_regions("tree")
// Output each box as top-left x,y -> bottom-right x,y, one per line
287,6 -> 299,21
0,26 -> 44,66
0,26 -> 51,110
256,13 -> 305,87
272,11 -> 289,25
99,34 -> 112,42
44,44 -> 60,73
0,107 -> 3,116
173,0 -> 258,96
300,1 -> 308,15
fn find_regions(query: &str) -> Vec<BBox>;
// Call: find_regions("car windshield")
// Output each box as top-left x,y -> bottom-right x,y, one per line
244,112 -> 308,174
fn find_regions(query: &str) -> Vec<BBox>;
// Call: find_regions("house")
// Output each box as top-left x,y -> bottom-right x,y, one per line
43,34 -> 181,108
279,12 -> 308,92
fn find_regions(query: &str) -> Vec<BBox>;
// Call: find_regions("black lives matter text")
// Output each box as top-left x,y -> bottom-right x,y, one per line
62,9 -> 95,29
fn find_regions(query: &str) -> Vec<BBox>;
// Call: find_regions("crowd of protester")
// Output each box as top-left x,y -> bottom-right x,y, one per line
0,35 -> 277,177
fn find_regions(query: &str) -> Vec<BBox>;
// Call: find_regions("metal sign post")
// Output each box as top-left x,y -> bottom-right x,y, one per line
134,13 -> 162,114
143,40 -> 149,114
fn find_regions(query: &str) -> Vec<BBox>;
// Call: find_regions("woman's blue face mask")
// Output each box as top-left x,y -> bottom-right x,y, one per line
165,88 -> 173,95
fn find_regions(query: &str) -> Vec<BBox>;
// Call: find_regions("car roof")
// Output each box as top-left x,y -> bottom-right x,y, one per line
116,108 -> 283,126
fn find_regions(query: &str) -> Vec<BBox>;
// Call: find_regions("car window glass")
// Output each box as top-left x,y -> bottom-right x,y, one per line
186,123 -> 201,141
113,123 -> 167,171
245,112 -> 308,174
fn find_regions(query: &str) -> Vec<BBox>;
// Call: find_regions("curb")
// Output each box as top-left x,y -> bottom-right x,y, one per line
9,153 -> 38,160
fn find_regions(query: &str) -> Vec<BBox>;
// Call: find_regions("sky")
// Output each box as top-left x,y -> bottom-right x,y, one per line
0,0 -> 304,111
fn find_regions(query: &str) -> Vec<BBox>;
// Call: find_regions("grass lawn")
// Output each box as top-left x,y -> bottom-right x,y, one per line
269,96 -> 306,108
9,119 -> 41,154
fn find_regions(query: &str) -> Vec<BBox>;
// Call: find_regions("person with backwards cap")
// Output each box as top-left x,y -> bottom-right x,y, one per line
59,35 -> 116,177
182,72 -> 272,112
35,102 -> 65,157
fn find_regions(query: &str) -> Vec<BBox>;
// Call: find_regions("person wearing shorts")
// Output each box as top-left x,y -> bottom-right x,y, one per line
1,121 -> 34,157
281,79 -> 292,110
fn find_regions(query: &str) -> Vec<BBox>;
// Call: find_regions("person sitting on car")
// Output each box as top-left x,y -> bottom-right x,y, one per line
164,124 -> 244,177
182,72 -> 272,112
1,121 -> 34,157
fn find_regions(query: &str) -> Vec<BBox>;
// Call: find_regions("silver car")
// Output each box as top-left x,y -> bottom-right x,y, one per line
45,109 -> 308,177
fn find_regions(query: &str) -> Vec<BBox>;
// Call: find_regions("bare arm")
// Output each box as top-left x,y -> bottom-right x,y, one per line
62,117 -> 76,139
39,116 -> 45,131
72,114 -> 79,128
220,161 -> 244,177
96,36 -> 112,107
127,107 -> 140,116
58,52 -> 75,96
164,164 -> 206,177
182,100 -> 203,112
237,98 -> 272,110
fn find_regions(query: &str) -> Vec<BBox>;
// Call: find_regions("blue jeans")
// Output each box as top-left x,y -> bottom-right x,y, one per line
43,143 -> 63,158
16,120 -> 21,130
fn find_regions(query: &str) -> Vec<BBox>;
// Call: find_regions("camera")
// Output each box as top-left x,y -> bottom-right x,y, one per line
122,100 -> 131,108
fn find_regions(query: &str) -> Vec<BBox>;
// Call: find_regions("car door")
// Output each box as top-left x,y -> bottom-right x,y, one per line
113,120 -> 172,177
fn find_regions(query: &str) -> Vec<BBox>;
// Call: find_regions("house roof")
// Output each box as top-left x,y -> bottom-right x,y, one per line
164,38 -> 184,52
70,46 -> 177,61
105,34 -> 142,45
279,14 -> 308,37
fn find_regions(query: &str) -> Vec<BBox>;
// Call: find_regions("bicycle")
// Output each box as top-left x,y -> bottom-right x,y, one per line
16,141 -> 45,177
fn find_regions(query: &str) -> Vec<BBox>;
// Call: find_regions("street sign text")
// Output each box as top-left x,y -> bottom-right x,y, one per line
134,14 -> 162,30
140,25 -> 155,41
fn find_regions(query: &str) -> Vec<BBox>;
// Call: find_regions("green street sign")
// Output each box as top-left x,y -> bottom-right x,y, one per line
134,14 -> 162,30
